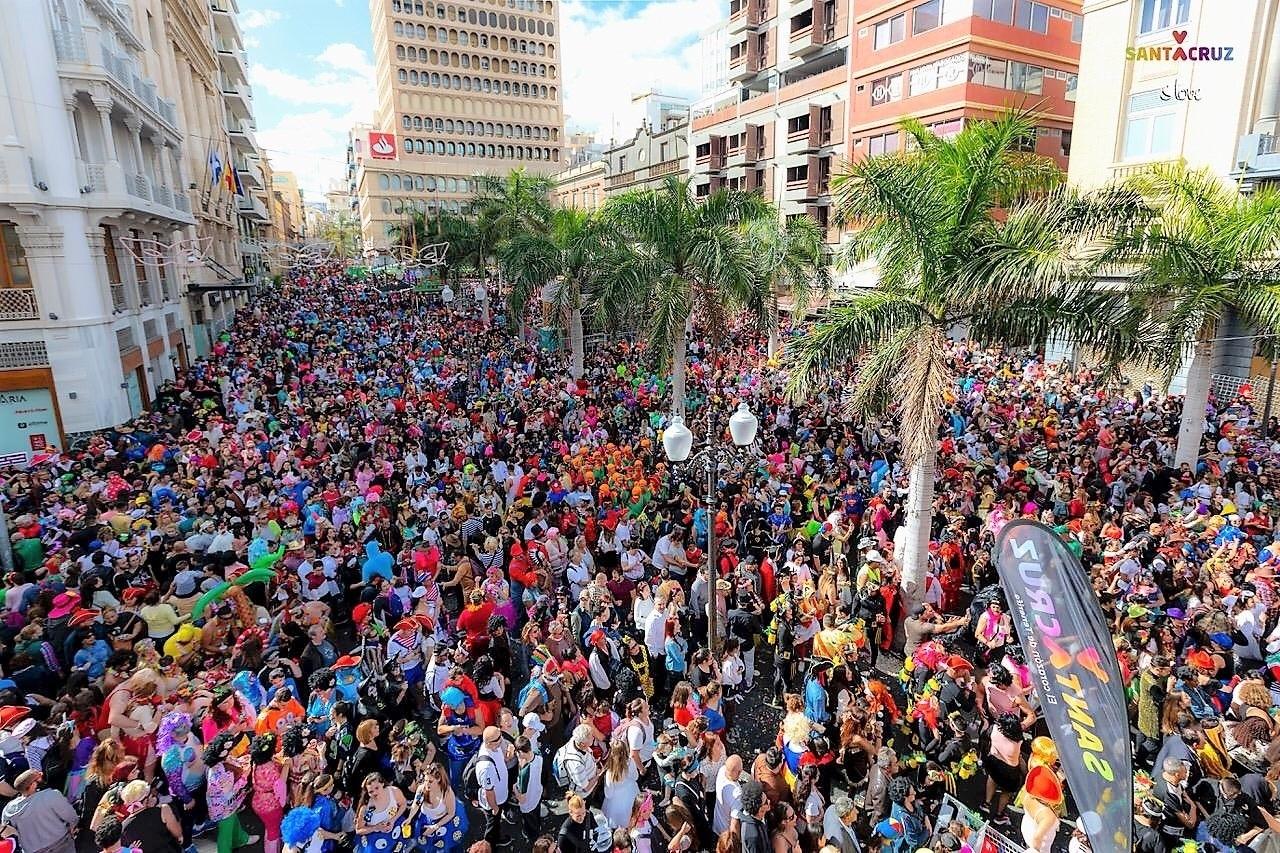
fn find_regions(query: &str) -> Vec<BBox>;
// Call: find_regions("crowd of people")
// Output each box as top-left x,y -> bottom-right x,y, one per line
1,262 -> 1279,853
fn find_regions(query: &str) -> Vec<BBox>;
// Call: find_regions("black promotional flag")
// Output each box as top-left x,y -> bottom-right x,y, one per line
995,519 -> 1132,853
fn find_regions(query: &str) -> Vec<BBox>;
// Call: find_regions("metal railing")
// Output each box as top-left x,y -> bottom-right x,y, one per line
1260,135 -> 1279,156
52,28 -> 87,62
129,173 -> 150,200
173,193 -> 190,213
0,289 -> 39,321
152,184 -> 172,208
110,283 -> 128,311
83,163 -> 106,192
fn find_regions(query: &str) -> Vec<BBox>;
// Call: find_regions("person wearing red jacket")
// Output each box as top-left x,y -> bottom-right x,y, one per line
455,589 -> 494,655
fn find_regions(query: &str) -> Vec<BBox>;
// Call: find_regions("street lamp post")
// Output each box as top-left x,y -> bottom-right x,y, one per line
662,401 -> 759,656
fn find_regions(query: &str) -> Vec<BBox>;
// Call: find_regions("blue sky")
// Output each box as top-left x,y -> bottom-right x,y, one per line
238,0 -> 724,200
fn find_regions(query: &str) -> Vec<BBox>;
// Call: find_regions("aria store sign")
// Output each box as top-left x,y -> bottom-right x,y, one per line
1126,30 -> 1234,62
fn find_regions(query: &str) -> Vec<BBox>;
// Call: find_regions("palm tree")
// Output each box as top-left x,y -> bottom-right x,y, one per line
1108,163 -> 1280,468
315,211 -> 362,259
786,111 -> 1153,603
743,214 -> 830,359
497,207 -> 626,379
474,169 -> 554,276
602,175 -> 774,416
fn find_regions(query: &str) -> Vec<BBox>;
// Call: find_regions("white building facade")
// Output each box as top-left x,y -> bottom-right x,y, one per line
0,0 -> 262,457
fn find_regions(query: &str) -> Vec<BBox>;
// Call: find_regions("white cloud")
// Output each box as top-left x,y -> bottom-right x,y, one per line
239,8 -> 283,29
250,43 -> 376,200
243,35 -> 261,49
560,0 -> 721,141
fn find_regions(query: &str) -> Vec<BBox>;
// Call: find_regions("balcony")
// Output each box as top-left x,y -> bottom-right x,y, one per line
216,39 -> 249,84
729,53 -> 754,83
1235,133 -> 1280,184
237,194 -> 269,222
221,75 -> 251,120
52,27 -> 180,134
73,162 -> 193,225
210,1 -> 241,41
228,119 -> 258,153
0,289 -> 39,321
237,158 -> 264,188
728,1 -> 749,33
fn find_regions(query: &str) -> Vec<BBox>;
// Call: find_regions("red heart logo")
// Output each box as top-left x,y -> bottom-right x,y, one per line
1172,30 -> 1188,43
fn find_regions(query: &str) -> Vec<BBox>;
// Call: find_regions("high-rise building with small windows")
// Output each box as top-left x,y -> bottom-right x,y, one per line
355,0 -> 566,249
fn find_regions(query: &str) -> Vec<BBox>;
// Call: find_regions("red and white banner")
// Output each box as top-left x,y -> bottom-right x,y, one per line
369,132 -> 396,160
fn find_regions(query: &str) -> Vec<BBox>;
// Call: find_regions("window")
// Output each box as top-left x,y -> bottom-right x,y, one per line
1124,89 -> 1177,159
1012,130 -> 1038,153
1071,12 -> 1083,42
660,141 -> 669,161
1065,73 -> 1078,101
968,53 -> 1007,88
1060,129 -> 1073,157
873,13 -> 905,49
0,223 -> 31,289
1009,60 -> 1043,94
379,173 -> 391,190
785,164 -> 809,184
618,155 -> 627,171
786,113 -> 810,135
102,226 -> 122,286
867,131 -> 899,156
913,0 -> 941,34
870,73 -> 903,105
1138,0 -> 1191,34
1014,0 -> 1049,33
973,0 -> 1014,24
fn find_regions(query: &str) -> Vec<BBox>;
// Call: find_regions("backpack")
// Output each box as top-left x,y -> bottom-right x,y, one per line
610,716 -> 642,749
551,742 -> 579,789
460,752 -> 494,806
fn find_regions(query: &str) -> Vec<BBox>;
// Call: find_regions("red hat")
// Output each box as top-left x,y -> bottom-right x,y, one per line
1187,650 -> 1216,671
333,655 -> 361,669
0,706 -> 30,730
587,628 -> 606,647
1024,765 -> 1062,804
413,614 -> 436,633
542,658 -> 562,676
68,608 -> 100,628
945,655 -> 973,674
352,603 -> 372,625
394,618 -> 418,634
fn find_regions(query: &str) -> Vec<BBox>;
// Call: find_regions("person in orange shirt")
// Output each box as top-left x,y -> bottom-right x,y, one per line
255,687 -> 306,737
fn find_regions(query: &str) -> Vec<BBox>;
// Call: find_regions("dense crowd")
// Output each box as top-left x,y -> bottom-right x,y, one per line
1,263 -> 1279,853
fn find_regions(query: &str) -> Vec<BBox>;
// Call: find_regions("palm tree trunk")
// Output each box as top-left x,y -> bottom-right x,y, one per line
671,326 -> 688,417
767,291 -> 780,360
1175,336 -> 1215,469
568,305 -> 584,380
898,451 -> 936,609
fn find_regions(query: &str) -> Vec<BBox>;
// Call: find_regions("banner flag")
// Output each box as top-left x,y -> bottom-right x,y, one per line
995,520 -> 1132,853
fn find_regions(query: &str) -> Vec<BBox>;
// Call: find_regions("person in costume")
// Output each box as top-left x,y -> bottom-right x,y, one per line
353,772 -> 407,853
435,686 -> 480,792
413,760 -> 468,853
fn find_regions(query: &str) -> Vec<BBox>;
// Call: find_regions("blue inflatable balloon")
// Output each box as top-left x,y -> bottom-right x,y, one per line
362,541 -> 393,584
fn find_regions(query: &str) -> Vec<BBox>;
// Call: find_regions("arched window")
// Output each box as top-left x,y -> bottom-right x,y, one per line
402,115 -> 412,129
398,68 -> 408,82
379,173 -> 391,190
547,22 -> 553,35
442,75 -> 451,88
430,72 -> 440,85
381,199 -> 392,213
446,177 -> 458,192
414,175 -> 425,190
414,139 -> 423,153
467,143 -> 476,155
409,70 -> 419,83
424,140 -> 434,153
552,148 -> 559,162
426,176 -> 437,191
536,20 -> 545,34
519,16 -> 527,31
415,23 -> 425,37
394,21 -> 404,35
446,142 -> 456,155
391,175 -> 402,190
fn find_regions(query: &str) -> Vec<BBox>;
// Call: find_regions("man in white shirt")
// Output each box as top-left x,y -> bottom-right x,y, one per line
555,724 -> 601,798
644,600 -> 670,697
476,726 -> 510,848
513,736 -> 543,843
713,754 -> 744,834
652,529 -> 693,578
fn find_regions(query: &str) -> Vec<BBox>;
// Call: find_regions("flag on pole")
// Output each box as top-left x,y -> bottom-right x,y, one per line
208,148 -> 223,186
232,166 -> 245,197
224,154 -> 237,193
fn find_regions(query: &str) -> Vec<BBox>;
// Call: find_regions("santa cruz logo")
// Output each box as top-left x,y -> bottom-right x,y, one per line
1126,30 -> 1234,61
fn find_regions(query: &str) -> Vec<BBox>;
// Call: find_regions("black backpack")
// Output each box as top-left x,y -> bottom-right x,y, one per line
461,752 -> 495,806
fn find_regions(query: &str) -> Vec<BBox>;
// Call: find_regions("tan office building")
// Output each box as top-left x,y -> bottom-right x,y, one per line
355,0 -> 567,248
